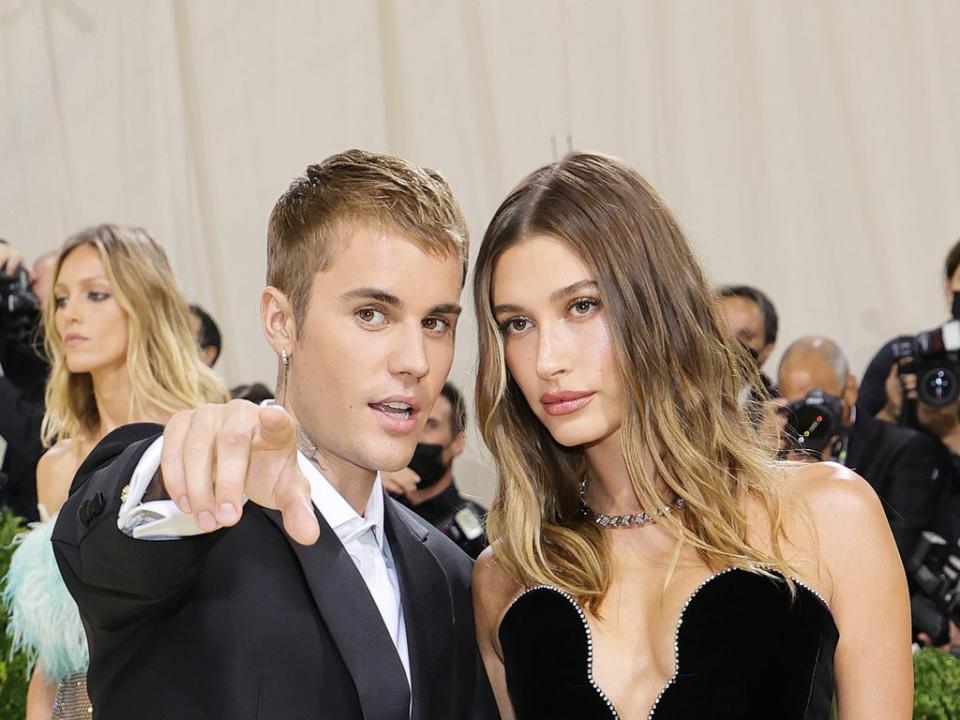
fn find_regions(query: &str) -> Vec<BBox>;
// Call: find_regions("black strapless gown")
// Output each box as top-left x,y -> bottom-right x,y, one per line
499,568 -> 838,719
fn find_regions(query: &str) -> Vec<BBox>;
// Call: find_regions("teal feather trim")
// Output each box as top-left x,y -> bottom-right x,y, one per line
1,517 -> 88,680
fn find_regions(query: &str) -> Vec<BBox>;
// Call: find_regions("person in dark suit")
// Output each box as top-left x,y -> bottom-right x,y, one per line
778,336 -> 950,564
53,150 -> 497,720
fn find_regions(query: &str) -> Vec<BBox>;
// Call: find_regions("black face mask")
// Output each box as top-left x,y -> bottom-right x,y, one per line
408,443 -> 449,489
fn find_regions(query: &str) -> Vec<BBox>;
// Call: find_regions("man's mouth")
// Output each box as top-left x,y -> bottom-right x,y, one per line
369,401 -> 416,419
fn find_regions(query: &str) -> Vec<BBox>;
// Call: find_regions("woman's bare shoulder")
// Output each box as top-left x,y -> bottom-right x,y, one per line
782,460 -> 882,519
776,461 -> 891,597
37,438 -> 84,476
473,545 -> 524,631
36,438 -> 87,514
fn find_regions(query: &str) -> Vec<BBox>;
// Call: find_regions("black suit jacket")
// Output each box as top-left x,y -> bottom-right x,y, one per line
845,406 -> 950,563
52,423 -> 497,720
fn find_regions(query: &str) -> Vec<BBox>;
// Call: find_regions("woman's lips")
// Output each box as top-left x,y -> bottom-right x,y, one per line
540,391 -> 596,416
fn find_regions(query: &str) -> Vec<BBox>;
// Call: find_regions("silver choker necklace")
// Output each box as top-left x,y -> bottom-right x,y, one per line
578,477 -> 685,529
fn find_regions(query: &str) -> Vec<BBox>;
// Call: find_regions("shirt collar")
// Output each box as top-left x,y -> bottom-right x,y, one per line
296,451 -> 386,548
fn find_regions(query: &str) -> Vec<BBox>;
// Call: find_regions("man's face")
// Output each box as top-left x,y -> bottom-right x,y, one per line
945,265 -> 960,305
420,393 -> 463,465
778,356 -> 848,405
188,310 -> 218,367
286,225 -> 462,475
778,356 -> 856,458
720,295 -> 769,364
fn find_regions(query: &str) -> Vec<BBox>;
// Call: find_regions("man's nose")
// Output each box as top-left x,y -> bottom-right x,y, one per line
389,323 -> 430,379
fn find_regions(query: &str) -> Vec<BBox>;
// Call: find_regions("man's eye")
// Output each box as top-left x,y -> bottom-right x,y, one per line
423,317 -> 451,334
357,308 -> 387,326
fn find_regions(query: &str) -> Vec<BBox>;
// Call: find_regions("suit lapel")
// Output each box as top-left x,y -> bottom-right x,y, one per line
261,506 -> 411,720
384,496 -> 456,720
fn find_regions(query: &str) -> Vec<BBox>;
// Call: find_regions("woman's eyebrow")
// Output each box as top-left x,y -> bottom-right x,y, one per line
493,280 -> 598,316
550,279 -> 598,301
53,275 -> 109,290
492,302 -> 524,316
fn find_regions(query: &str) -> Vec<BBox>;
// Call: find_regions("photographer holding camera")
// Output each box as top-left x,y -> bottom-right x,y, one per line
778,336 -> 949,566
861,237 -> 960,422
777,337 -> 960,648
0,239 -> 56,521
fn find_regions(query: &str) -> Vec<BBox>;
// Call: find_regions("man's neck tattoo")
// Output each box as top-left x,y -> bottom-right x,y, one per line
297,426 -> 323,468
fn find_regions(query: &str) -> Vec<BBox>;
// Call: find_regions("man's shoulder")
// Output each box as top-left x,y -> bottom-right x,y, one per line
871,415 -> 942,455
857,410 -> 921,448
857,414 -> 945,486
388,496 -> 473,576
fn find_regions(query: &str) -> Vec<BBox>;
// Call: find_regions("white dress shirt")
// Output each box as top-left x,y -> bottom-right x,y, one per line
117,438 -> 412,694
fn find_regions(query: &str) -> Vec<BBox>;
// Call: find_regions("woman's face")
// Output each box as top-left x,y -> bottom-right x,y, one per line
53,244 -> 129,375
491,235 -> 626,448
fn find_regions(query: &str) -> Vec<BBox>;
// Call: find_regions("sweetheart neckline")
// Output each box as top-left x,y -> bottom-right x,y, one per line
500,567 -> 836,720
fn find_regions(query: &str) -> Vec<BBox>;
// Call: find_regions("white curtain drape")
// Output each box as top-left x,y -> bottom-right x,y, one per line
3,0 -> 959,502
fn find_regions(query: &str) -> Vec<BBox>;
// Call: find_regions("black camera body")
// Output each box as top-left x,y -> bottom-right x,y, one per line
907,531 -> 960,647
783,389 -> 844,457
0,265 -> 41,346
892,320 -> 960,408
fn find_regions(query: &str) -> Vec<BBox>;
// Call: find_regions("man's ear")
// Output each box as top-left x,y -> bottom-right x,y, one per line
201,345 -> 219,368
844,372 -> 859,409
261,286 -> 297,356
450,431 -> 466,459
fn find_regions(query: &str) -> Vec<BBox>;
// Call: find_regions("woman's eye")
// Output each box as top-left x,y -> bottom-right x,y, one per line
569,298 -> 600,317
357,308 -> 387,327
53,296 -> 67,309
89,291 -> 110,302
500,317 -> 532,335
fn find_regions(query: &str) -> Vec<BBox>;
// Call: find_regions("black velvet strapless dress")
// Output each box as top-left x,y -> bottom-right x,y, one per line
499,568 -> 838,719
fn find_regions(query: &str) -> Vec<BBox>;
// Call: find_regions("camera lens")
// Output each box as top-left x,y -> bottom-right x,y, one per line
919,366 -> 960,407
785,405 -> 837,454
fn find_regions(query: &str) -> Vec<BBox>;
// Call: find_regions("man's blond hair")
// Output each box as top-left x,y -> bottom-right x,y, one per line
267,149 -> 469,331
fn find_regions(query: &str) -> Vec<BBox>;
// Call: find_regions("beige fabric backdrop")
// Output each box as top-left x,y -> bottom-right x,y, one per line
3,0 -> 959,504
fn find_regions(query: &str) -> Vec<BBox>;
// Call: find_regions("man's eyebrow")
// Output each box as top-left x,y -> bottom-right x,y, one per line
339,287 -> 403,308
550,279 -> 598,302
429,303 -> 462,316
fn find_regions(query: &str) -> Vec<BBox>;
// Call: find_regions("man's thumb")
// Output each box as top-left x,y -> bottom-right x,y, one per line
257,404 -> 297,449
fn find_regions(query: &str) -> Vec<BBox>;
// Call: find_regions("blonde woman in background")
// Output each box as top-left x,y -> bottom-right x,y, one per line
471,153 -> 912,719
4,224 -> 228,719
